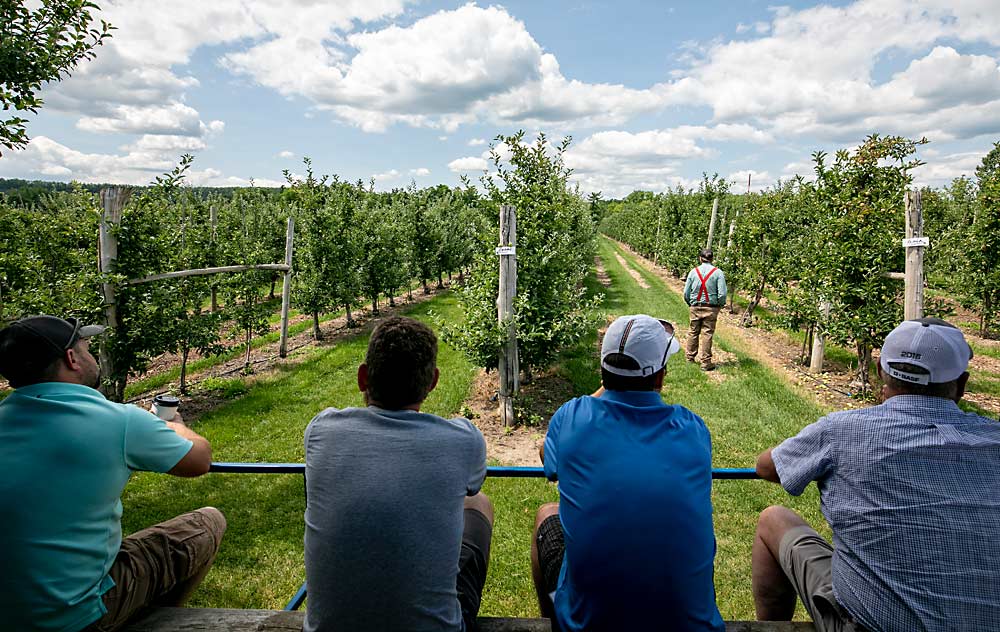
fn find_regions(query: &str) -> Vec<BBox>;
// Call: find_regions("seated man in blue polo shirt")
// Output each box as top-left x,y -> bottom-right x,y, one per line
0,315 -> 226,632
531,314 -> 724,632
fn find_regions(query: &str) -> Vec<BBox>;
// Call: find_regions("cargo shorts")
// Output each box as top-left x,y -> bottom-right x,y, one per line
84,506 -> 227,631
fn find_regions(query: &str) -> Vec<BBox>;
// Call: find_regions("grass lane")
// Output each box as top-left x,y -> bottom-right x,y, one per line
599,238 -> 829,618
121,237 -> 832,620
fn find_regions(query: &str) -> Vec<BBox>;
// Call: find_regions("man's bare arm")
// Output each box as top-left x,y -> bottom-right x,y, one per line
756,448 -> 780,483
165,415 -> 213,477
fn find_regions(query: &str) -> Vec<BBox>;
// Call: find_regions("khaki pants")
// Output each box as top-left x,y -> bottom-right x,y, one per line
686,305 -> 720,368
84,507 -> 227,632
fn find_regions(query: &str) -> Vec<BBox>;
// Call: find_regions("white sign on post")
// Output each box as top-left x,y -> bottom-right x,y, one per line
902,237 -> 929,248
495,246 -> 516,256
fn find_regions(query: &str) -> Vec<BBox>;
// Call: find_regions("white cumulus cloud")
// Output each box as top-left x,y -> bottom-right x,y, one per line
448,156 -> 489,173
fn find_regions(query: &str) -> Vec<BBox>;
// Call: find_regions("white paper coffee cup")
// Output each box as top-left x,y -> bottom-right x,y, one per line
152,394 -> 180,421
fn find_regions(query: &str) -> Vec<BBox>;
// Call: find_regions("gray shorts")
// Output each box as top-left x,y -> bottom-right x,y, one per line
779,526 -> 862,632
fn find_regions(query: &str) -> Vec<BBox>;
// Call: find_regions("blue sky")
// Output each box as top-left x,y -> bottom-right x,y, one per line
2,0 -> 998,197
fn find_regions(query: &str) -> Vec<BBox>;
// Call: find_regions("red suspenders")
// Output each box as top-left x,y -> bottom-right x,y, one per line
694,266 -> 717,304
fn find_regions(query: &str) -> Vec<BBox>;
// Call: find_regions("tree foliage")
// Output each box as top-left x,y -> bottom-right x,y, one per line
445,132 -> 601,376
0,0 -> 113,154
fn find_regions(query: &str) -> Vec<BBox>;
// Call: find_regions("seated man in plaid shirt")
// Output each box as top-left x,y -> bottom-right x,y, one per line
753,318 -> 1000,632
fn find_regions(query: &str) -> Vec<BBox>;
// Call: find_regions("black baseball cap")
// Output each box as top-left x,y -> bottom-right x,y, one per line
0,315 -> 105,384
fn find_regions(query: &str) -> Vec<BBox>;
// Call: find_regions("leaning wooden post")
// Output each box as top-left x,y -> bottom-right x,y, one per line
209,204 -> 219,312
278,217 -> 295,358
497,205 -> 519,428
98,187 -> 131,401
904,190 -> 925,320
706,196 -> 719,248
810,300 -> 831,373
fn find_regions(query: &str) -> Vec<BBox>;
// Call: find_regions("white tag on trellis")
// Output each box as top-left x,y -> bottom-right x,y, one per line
495,246 -> 516,256
902,237 -> 929,247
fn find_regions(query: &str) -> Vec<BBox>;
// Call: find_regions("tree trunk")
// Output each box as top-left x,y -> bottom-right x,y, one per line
313,312 -> 322,341
422,279 -> 429,294
244,328 -> 252,373
801,325 -> 812,366
982,293 -> 992,336
521,365 -> 533,385
741,277 -> 766,327
372,296 -> 378,315
270,276 -> 277,299
180,346 -> 190,395
437,271 -> 444,289
389,294 -> 396,307
855,341 -> 872,397
448,270 -> 453,281
346,304 -> 356,328
111,377 -> 126,403
459,268 -> 465,281
728,281 -> 737,314
407,285 -> 413,301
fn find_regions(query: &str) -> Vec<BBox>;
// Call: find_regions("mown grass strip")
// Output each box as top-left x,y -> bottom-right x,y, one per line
122,240 -> 832,620
120,293 -> 479,610
600,238 -> 827,619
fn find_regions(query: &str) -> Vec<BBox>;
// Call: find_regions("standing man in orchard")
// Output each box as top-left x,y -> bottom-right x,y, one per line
531,314 -> 724,631
304,316 -> 493,632
684,248 -> 727,371
0,315 -> 226,632
752,318 -> 1000,631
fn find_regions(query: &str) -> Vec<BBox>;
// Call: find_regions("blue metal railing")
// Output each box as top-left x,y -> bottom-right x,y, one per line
210,463 -> 759,479
207,462 -> 760,609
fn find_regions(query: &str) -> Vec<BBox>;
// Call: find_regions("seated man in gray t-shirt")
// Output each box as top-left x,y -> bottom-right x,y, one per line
304,316 -> 492,632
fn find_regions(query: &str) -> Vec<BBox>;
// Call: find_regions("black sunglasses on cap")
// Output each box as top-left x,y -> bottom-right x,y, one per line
658,319 -> 676,369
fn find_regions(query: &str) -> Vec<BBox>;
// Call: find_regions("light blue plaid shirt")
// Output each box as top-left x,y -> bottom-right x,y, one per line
773,395 -> 1000,631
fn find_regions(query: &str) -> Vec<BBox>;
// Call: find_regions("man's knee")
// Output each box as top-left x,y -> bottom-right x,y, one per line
195,506 -> 227,551
757,505 -> 809,549
465,492 -> 494,525
534,502 -> 559,530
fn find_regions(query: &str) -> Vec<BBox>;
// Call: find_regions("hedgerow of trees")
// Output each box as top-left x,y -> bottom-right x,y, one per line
444,132 -> 602,379
603,135 -> 1000,393
1,0 -> 113,154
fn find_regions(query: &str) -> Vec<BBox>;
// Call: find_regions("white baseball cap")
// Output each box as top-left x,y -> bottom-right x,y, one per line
879,318 -> 973,385
601,314 -> 681,377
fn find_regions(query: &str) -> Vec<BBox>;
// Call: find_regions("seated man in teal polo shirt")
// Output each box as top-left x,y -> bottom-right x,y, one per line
531,314 -> 724,632
0,315 -> 226,632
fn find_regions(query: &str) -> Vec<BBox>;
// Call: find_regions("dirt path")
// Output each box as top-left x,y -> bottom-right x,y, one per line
614,253 -> 649,289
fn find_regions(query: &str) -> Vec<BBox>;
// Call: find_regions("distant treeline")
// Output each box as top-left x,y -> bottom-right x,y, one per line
0,178 -> 279,207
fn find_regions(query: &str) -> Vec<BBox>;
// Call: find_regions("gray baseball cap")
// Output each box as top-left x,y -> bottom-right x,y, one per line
601,314 -> 681,377
879,318 -> 972,385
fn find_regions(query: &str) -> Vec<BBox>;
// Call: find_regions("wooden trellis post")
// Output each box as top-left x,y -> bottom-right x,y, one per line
904,190 -> 925,320
210,204 -> 219,312
279,217 -> 295,358
706,197 -> 719,248
810,300 -> 831,373
497,205 -> 519,428
98,187 -> 131,401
